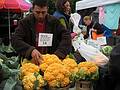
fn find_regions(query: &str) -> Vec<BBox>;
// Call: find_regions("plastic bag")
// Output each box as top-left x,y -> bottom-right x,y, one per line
70,13 -> 85,50
70,13 -> 81,34
78,42 -> 109,66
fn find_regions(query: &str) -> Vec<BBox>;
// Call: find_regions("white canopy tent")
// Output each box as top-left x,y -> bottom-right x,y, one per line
76,0 -> 120,11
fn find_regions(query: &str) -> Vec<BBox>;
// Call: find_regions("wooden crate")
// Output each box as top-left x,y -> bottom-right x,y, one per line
49,85 -> 70,90
76,81 -> 92,90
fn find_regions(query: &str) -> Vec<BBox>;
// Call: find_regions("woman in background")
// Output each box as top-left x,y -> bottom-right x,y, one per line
53,0 -> 71,30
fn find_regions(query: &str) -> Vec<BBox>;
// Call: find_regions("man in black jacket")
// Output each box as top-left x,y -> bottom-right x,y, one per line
12,0 -> 72,65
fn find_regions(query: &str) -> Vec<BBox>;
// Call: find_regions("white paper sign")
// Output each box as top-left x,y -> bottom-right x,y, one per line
97,36 -> 107,45
38,33 -> 53,47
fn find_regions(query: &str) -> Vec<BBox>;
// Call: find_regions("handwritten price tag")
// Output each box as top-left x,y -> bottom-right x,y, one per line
38,33 -> 53,47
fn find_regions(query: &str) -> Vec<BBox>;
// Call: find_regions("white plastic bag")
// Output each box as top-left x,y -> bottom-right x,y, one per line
70,13 -> 81,26
78,42 -> 109,66
70,13 -> 85,50
70,13 -> 81,34
72,34 -> 85,51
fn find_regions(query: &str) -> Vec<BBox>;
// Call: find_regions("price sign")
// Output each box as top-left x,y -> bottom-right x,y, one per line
38,33 -> 53,47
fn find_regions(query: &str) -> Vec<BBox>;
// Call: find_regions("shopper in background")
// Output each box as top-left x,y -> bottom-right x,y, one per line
53,0 -> 71,30
83,16 -> 94,39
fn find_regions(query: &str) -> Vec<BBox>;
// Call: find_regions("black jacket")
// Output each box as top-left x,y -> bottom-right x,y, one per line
11,14 -> 72,59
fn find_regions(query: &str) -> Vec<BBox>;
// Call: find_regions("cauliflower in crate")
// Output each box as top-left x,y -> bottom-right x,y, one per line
22,73 -> 45,90
44,63 -> 70,88
40,54 -> 62,72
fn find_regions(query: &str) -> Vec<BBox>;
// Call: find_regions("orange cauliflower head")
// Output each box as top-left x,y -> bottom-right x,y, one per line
39,54 -> 62,72
20,63 -> 39,76
22,73 -> 45,90
63,58 -> 78,73
44,63 -> 70,87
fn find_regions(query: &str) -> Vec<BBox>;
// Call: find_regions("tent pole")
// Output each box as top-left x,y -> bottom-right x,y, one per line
8,9 -> 11,44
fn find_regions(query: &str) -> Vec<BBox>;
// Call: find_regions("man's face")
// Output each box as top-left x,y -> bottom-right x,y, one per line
32,5 -> 48,22
84,19 -> 92,26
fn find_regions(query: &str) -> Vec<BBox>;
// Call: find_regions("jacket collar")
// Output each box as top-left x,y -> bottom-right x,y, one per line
29,13 -> 51,30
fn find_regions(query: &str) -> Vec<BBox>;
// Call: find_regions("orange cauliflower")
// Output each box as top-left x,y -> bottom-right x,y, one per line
63,58 -> 78,73
22,73 -> 45,90
39,54 -> 62,72
44,63 -> 70,87
78,62 -> 98,74
20,63 -> 39,76
77,62 -> 99,80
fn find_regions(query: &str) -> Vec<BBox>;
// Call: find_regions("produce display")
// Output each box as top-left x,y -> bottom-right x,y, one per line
22,73 -> 45,90
44,63 -> 70,87
40,54 -> 62,72
62,58 -> 78,73
0,52 -> 100,90
77,62 -> 99,80
20,62 -> 45,90
20,63 -> 39,76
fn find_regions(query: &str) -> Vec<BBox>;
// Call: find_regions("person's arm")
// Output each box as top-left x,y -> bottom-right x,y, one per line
54,21 -> 72,59
11,20 -> 35,59
12,20 -> 43,65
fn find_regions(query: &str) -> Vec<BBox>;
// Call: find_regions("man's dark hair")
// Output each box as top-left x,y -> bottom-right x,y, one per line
32,0 -> 48,8
55,0 -> 70,12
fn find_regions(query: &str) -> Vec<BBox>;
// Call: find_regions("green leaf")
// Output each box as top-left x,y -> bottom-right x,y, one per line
0,58 -> 3,64
3,77 -> 17,90
33,72 -> 40,90
91,70 -> 99,80
33,79 -> 39,90
70,73 -> 78,82
34,72 -> 39,78
1,63 -> 20,79
2,64 -> 11,79
9,69 -> 20,77
6,44 -> 15,53
4,56 -> 20,69
14,80 -> 23,90
68,53 -> 76,60
0,44 -> 5,52
1,44 -> 15,53
0,53 -> 8,61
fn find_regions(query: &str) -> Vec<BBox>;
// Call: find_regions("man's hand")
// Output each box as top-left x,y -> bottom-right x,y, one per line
31,49 -> 43,65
